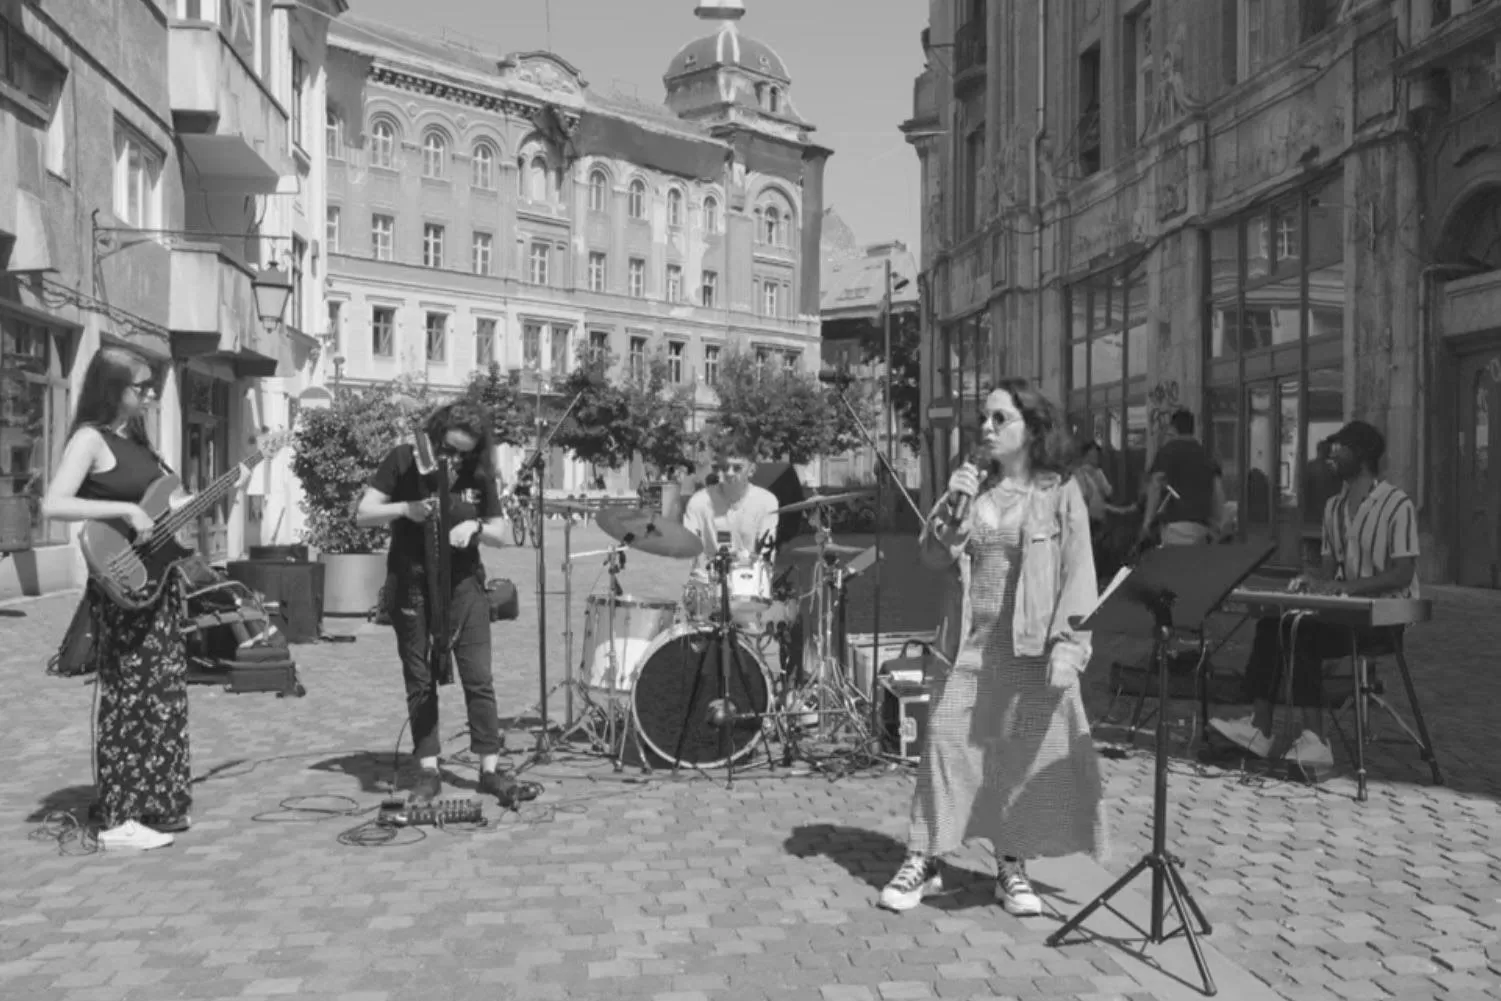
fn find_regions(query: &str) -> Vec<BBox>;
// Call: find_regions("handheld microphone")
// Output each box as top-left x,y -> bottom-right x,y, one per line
947,449 -> 984,523
816,368 -> 856,388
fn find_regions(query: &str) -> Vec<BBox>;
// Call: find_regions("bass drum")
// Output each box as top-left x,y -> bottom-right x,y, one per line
631,623 -> 772,768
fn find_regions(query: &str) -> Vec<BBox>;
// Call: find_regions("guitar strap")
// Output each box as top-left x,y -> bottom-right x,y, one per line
410,432 -> 456,686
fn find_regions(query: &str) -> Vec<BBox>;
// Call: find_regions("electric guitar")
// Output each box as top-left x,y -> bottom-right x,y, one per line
81,431 -> 293,610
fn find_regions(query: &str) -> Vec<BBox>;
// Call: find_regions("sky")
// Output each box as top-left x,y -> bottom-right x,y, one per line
345,0 -> 928,254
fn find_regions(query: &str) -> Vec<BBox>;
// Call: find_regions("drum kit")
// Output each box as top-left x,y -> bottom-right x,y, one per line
549,491 -> 883,784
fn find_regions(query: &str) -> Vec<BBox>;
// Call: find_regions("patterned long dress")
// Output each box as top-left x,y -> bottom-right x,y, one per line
81,433 -> 192,829
907,483 -> 1106,861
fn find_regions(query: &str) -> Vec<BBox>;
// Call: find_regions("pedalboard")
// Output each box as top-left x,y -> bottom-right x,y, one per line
377,797 -> 485,828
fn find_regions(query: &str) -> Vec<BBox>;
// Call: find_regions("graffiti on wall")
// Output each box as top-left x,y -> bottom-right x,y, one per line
1148,380 -> 1181,435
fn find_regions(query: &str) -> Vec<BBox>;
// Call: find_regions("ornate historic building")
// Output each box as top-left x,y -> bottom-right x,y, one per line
907,0 -> 1501,585
323,0 -> 830,491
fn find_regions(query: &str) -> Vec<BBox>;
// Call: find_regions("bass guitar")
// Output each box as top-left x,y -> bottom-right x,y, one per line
410,431 -> 456,687
81,431 -> 293,611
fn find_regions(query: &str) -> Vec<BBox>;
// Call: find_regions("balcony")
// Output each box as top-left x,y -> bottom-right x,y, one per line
1396,0 -> 1501,75
169,21 -> 289,194
168,243 -> 279,377
953,19 -> 987,96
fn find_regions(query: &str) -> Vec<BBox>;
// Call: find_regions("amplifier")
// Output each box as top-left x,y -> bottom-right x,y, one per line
878,675 -> 929,763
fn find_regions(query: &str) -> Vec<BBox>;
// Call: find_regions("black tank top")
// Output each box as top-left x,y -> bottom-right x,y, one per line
78,431 -> 165,504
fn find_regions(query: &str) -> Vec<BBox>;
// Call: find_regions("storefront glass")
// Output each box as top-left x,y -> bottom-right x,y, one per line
0,315 -> 71,546
1066,260 -> 1149,504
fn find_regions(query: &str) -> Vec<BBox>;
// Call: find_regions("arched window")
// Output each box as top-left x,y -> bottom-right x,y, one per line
369,118 -> 396,168
325,108 -> 344,159
768,87 -> 782,114
589,169 -> 610,212
529,155 -> 549,201
703,195 -> 720,234
421,129 -> 448,179
763,205 -> 782,246
667,188 -> 684,227
471,142 -> 496,189
628,179 -> 647,220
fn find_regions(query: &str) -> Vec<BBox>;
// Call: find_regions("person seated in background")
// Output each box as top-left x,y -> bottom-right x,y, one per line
1210,421 -> 1418,777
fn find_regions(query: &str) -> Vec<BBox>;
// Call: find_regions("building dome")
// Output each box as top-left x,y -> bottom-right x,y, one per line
666,30 -> 790,83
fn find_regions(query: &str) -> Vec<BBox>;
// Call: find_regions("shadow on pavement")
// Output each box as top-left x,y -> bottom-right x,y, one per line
309,751 -> 400,795
26,784 -> 94,824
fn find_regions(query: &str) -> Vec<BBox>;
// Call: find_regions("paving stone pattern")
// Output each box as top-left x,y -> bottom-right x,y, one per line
1,521 -> 1499,1001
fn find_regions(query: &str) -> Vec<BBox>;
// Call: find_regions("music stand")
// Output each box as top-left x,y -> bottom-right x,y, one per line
1047,540 -> 1274,998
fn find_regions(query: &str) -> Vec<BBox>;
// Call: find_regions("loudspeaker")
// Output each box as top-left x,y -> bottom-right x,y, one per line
751,462 -> 805,550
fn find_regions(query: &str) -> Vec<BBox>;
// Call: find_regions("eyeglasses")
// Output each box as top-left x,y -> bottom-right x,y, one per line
982,410 -> 1023,429
128,378 -> 155,394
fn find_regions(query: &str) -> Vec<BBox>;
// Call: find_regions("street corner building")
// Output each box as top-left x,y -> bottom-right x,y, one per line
321,0 -> 830,494
1,0 -> 348,600
906,0 -> 1501,588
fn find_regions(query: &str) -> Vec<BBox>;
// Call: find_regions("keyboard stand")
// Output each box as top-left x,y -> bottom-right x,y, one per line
1345,630 -> 1444,802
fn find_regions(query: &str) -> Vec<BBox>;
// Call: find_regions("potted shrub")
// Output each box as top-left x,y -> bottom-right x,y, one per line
291,379 -> 431,615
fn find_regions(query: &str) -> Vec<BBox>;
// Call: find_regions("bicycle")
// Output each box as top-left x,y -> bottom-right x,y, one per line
502,493 -> 529,547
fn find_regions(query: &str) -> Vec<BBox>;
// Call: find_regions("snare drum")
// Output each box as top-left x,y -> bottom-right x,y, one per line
581,594 -> 678,692
726,558 -> 773,629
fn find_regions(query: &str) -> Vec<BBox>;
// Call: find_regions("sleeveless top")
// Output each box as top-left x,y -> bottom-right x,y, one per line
77,431 -> 164,505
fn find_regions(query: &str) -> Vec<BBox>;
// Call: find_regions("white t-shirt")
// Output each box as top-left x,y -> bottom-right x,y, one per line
683,483 -> 781,563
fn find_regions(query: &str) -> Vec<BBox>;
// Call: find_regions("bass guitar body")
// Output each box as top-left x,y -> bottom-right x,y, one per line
80,474 -> 194,611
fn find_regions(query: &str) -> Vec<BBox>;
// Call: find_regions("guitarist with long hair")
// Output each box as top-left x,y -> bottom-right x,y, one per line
356,401 -> 519,805
42,348 -> 249,851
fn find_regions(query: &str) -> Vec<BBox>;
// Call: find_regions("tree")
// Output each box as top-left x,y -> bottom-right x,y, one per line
708,350 -> 878,466
860,309 -> 923,453
463,362 -> 533,446
550,348 -> 696,479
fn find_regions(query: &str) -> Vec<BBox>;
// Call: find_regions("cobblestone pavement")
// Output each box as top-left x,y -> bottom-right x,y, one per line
2,521 -> 1499,1001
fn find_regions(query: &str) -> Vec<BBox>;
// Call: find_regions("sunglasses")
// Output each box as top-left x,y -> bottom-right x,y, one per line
982,410 -> 1023,429
128,378 -> 155,394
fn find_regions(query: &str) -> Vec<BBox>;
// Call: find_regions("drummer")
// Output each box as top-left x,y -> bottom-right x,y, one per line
683,435 -> 781,568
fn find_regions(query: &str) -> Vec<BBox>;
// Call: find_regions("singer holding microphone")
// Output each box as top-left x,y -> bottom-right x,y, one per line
880,381 -> 1106,916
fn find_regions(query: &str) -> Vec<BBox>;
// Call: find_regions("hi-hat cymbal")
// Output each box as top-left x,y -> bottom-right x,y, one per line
595,508 -> 703,560
790,542 -> 866,556
775,489 -> 875,516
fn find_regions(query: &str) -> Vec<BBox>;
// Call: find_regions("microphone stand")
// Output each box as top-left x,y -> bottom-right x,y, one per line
832,382 -> 924,738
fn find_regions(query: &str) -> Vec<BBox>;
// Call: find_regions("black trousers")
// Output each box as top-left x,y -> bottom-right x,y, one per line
1242,617 -> 1394,709
386,571 -> 501,759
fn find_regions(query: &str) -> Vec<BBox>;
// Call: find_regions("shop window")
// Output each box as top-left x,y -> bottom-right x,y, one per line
1065,262 -> 1149,502
0,318 -> 72,546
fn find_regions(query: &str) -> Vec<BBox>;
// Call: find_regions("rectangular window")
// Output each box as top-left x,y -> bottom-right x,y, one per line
325,108 -> 343,159
703,344 -> 720,385
371,214 -> 393,261
326,300 -> 343,355
475,317 -> 496,365
762,282 -> 780,317
628,335 -> 647,378
783,351 -> 800,372
549,325 -> 570,375
1077,45 -> 1102,176
666,264 -> 683,303
0,320 -> 70,545
291,51 -> 307,151
113,120 -> 162,229
588,251 -> 606,292
425,312 -> 447,363
667,341 -> 685,384
472,231 -> 493,276
372,306 -> 395,357
529,241 -> 550,285
1123,4 -> 1153,146
589,329 -> 610,360
290,237 -> 307,330
1243,0 -> 1267,78
701,270 -> 718,308
422,223 -> 445,268
628,258 -> 646,298
325,207 -> 341,254
523,322 -> 543,369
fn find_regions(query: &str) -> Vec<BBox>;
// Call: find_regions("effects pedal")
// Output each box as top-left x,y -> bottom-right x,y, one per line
377,796 -> 484,828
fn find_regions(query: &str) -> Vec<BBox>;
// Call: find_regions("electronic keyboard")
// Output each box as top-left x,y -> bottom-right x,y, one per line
1223,589 -> 1432,627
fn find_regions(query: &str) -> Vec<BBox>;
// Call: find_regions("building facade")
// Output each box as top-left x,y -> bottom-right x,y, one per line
0,0 -> 344,601
323,1 -> 828,491
908,0 -> 1501,586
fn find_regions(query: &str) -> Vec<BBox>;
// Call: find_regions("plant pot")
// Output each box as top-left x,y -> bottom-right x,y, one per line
319,552 -> 387,616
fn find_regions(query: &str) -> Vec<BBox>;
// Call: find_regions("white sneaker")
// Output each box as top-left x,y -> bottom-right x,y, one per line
996,859 -> 1043,917
97,820 -> 174,851
1283,730 -> 1334,781
879,854 -> 942,912
1208,715 -> 1273,758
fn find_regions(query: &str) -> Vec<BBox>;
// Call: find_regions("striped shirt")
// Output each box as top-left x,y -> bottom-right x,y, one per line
1321,479 -> 1420,599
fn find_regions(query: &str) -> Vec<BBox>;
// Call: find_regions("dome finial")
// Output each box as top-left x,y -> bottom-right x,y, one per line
695,0 -> 745,22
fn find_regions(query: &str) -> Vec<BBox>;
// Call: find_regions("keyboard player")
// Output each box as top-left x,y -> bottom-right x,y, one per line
1209,421 -> 1419,775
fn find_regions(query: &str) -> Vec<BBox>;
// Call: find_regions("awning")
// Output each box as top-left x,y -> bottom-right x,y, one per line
5,190 -> 56,273
179,134 -> 283,195
212,347 -> 279,380
0,294 -> 81,333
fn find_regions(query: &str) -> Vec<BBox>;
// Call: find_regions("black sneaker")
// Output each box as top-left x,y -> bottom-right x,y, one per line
879,854 -> 942,912
479,770 -> 540,809
411,769 -> 442,804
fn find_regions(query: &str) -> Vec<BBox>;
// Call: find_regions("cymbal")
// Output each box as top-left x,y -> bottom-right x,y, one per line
775,489 -> 876,516
790,542 -> 866,557
595,508 -> 703,560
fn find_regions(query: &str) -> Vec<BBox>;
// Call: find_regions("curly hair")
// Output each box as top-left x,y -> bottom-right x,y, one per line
984,378 -> 1075,478
424,401 -> 497,481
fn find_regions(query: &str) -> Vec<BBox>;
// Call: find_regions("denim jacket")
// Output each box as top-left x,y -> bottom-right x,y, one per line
919,472 -> 1098,676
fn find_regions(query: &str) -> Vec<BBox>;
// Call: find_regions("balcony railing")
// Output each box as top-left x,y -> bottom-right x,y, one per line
954,19 -> 987,94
